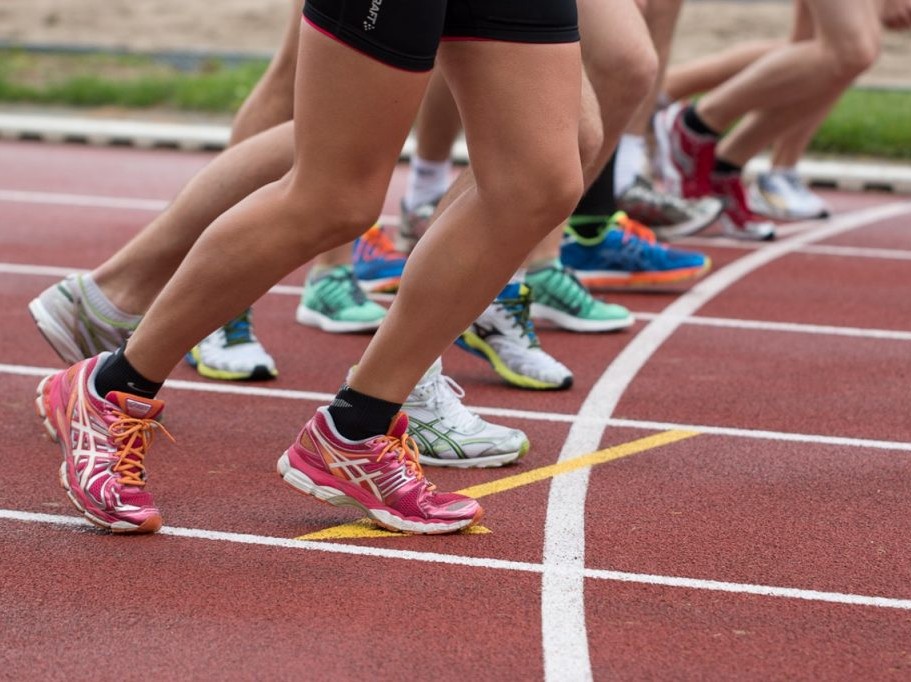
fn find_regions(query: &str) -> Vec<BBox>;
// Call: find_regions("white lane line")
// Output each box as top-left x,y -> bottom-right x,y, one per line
6,362 -> 911,451
632,312 -> 911,342
3,509 -> 911,612
540,200 -> 911,682
0,189 -> 170,212
7,262 -> 911,344
802,243 -> 911,261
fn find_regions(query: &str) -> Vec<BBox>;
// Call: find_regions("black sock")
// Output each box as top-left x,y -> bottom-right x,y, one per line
683,105 -> 719,138
328,384 -> 401,441
713,157 -> 742,175
570,152 -> 617,239
94,345 -> 163,399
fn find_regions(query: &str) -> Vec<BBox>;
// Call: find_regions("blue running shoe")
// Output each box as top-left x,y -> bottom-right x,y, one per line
352,224 -> 408,295
561,212 -> 711,288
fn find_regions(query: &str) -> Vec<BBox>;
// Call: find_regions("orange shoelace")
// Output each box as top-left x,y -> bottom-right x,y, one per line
109,415 -> 174,486
616,213 -> 658,245
374,432 -> 434,490
365,225 -> 403,257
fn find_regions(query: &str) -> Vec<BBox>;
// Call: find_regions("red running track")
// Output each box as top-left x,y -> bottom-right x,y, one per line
2,140 -> 911,679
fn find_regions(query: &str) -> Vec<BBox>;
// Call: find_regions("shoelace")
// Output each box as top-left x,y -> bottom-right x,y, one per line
325,270 -> 369,306
544,266 -> 593,314
428,373 -> 482,432
222,310 -> 255,347
374,431 -> 435,491
360,226 -> 406,260
498,287 -> 540,347
109,414 -> 174,486
615,213 -> 658,246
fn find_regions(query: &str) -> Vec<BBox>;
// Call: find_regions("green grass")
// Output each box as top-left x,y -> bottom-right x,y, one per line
0,49 -> 909,159
0,50 -> 267,113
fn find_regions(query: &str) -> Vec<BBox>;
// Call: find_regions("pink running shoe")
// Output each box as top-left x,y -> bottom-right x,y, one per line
711,172 -> 777,242
277,407 -> 484,534
35,354 -> 171,533
654,102 -> 717,199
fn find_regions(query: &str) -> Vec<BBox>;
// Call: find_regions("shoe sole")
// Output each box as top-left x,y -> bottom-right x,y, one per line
530,303 -> 634,333
28,297 -> 84,365
419,438 -> 530,469
34,376 -> 161,534
355,276 -> 401,295
277,452 -> 483,534
575,260 -> 712,289
186,347 -> 278,381
648,202 -> 725,241
455,333 -> 572,391
295,306 -> 383,334
719,215 -> 776,242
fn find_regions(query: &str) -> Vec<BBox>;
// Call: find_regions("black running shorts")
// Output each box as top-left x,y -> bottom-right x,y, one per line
303,0 -> 579,72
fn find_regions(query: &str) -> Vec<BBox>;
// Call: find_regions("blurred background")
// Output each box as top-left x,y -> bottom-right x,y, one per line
0,0 -> 908,158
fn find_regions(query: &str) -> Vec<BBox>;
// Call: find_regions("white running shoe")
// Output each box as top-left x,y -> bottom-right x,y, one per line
405,359 -> 530,468
186,310 -> 278,381
750,169 -> 831,221
29,273 -> 138,364
457,283 -> 573,390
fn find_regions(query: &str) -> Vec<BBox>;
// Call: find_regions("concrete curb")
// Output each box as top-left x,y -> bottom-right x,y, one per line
1,112 -> 907,193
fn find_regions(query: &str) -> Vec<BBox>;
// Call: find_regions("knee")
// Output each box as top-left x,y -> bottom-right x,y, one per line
587,40 -> 658,108
824,29 -> 880,82
483,160 -> 583,234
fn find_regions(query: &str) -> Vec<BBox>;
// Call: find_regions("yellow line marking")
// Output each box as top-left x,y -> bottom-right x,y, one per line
295,430 -> 699,541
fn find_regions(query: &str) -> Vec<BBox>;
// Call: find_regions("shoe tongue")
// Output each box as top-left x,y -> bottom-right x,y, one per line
386,412 -> 409,439
417,358 -> 443,384
106,391 -> 165,420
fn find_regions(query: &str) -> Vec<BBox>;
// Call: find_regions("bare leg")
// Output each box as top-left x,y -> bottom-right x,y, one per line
125,25 -> 432,382
663,40 -> 780,103
696,0 -> 880,133
350,40 -> 583,402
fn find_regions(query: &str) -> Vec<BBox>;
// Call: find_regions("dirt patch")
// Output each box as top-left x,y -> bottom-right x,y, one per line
0,0 -> 908,87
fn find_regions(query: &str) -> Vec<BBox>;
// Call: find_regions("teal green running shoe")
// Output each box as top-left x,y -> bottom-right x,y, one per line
295,265 -> 386,333
526,260 -> 634,332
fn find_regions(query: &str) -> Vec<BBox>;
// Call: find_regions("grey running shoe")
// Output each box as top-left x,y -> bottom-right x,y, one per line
396,196 -> 441,253
405,359 -> 529,468
29,274 -> 136,364
617,176 -> 723,241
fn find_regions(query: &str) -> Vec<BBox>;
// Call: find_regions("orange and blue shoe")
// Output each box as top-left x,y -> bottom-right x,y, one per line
561,212 -> 711,289
277,407 -> 483,534
352,224 -> 408,295
35,354 -> 171,533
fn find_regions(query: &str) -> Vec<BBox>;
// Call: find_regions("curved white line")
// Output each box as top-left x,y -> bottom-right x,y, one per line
540,200 -> 911,682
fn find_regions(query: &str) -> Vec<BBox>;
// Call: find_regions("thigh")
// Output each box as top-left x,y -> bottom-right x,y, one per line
804,0 -> 881,46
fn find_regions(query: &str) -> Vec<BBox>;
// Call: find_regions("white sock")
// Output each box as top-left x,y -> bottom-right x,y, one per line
404,155 -> 452,211
79,273 -> 142,323
614,134 -> 647,196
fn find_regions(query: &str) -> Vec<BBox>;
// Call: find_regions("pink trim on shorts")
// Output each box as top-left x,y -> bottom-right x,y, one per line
302,16 -> 432,74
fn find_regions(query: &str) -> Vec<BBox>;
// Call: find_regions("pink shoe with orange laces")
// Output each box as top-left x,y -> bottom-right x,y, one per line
277,407 -> 484,534
35,354 -> 171,533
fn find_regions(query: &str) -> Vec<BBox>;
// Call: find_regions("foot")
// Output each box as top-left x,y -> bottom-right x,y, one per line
352,224 -> 408,295
456,283 -> 573,390
616,175 -> 723,240
749,169 -> 830,221
654,102 -> 717,199
525,261 -> 633,332
35,354 -> 171,533
712,173 -> 777,241
277,407 -> 483,534
296,264 -> 387,333
561,213 -> 712,288
29,273 -> 137,364
396,196 -> 441,254
186,309 -> 278,381
405,359 -> 529,468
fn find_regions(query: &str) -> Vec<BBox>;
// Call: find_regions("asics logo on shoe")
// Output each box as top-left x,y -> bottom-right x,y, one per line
125,399 -> 153,417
